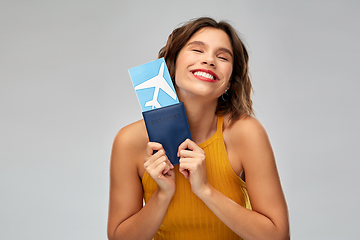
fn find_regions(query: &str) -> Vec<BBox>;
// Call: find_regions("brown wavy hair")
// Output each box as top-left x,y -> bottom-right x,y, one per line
159,17 -> 254,122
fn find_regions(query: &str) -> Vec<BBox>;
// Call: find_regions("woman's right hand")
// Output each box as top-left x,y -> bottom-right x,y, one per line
144,142 -> 176,199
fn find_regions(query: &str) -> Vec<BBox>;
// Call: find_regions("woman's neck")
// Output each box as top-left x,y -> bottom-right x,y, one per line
181,97 -> 218,145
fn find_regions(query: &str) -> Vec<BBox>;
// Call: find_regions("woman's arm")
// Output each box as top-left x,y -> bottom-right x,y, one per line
178,117 -> 290,240
107,122 -> 175,240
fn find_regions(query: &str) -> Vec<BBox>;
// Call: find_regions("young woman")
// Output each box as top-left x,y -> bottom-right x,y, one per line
107,17 -> 290,240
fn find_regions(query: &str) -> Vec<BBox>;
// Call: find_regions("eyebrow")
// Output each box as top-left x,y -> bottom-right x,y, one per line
187,41 -> 233,57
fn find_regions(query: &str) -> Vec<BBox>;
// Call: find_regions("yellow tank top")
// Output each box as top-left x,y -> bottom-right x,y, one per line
142,116 -> 251,239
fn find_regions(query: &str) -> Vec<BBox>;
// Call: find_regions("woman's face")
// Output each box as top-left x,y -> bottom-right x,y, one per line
174,27 -> 233,102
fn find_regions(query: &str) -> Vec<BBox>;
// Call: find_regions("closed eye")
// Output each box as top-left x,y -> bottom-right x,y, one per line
192,49 -> 203,53
218,56 -> 229,61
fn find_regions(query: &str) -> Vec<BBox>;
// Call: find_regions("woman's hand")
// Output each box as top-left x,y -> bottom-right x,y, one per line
144,142 -> 175,199
178,139 -> 210,197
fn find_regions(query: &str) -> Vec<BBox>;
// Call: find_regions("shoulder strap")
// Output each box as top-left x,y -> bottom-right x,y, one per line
216,115 -> 224,134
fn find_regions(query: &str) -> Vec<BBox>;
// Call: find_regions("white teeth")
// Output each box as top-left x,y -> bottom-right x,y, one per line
193,71 -> 215,80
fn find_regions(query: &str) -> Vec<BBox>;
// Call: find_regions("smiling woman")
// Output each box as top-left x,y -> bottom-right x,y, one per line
108,17 -> 290,240
159,18 -> 253,122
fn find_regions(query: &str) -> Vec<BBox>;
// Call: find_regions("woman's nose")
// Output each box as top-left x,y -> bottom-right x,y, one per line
202,54 -> 215,67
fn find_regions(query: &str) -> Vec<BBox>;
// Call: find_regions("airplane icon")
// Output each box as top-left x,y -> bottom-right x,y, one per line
134,62 -> 177,109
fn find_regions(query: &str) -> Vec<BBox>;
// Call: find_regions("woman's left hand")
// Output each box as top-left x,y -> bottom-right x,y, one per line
178,139 -> 209,197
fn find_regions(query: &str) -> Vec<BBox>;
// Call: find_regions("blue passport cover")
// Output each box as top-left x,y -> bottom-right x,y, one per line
142,102 -> 192,165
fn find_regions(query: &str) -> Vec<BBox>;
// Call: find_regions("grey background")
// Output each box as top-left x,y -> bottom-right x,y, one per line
1,0 -> 359,239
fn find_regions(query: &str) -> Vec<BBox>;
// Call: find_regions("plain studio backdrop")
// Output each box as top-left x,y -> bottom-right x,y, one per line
1,0 -> 359,239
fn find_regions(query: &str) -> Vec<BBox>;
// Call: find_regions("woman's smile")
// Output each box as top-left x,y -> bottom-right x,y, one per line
191,69 -> 219,82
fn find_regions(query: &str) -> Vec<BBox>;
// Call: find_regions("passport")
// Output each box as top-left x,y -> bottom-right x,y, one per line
128,58 -> 192,165
142,102 -> 192,165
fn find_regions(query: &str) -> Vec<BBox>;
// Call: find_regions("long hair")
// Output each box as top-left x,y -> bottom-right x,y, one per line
159,17 -> 254,122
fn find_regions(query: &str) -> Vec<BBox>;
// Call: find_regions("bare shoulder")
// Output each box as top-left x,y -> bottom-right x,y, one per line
111,119 -> 149,178
113,119 -> 149,150
224,115 -> 268,142
223,115 -> 272,169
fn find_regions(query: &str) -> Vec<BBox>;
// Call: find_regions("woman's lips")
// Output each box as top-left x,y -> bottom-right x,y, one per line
191,69 -> 219,82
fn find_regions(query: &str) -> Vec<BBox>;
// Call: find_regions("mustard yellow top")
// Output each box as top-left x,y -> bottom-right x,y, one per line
142,116 -> 251,240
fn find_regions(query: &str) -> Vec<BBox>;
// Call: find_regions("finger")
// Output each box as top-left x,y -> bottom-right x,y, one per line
179,159 -> 194,171
179,157 -> 205,174
148,155 -> 168,170
179,158 -> 197,178
165,156 -> 174,169
152,149 -> 166,160
167,159 -> 174,169
153,158 -> 171,176
161,158 -> 173,175
162,166 -> 172,176
177,139 -> 203,157
151,154 -> 174,176
178,149 -> 203,159
144,149 -> 165,170
179,167 -> 189,178
177,139 -> 192,154
146,142 -> 164,156
146,146 -> 166,162
163,159 -> 174,176
144,150 -> 165,170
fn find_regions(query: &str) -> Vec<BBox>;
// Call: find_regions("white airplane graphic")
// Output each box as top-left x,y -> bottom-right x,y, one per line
134,62 -> 177,109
